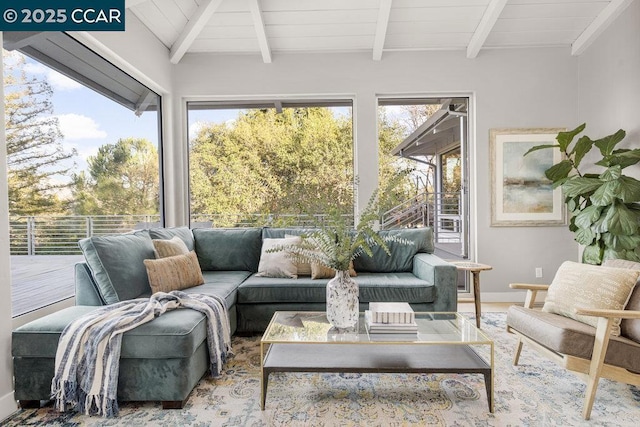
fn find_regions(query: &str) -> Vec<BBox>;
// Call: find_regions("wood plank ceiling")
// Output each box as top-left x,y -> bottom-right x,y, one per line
126,0 -> 634,64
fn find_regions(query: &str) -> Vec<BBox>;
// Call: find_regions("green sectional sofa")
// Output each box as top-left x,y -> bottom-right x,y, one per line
12,226 -> 457,410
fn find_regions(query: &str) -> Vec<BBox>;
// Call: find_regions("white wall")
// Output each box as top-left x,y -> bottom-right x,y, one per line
578,0 -> 640,181
173,47 -> 580,297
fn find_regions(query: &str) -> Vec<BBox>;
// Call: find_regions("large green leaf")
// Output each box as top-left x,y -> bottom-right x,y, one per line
618,176 -> 640,203
561,176 -> 602,198
556,123 -> 585,151
603,247 -> 628,262
545,159 -> 573,182
599,165 -> 622,181
593,129 -> 626,157
590,180 -> 621,206
523,144 -> 560,156
582,243 -> 603,265
603,233 -> 640,250
601,148 -> 640,169
603,202 -> 639,235
571,135 -> 594,169
575,227 -> 596,245
574,204 -> 603,228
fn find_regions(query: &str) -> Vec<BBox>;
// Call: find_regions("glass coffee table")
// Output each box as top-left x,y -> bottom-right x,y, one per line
260,311 -> 494,412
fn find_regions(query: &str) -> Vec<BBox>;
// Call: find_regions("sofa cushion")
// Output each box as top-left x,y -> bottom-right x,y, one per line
238,272 -> 434,304
193,228 -> 262,272
149,227 -> 195,251
152,236 -> 190,258
603,259 -> 640,342
256,236 -> 300,278
144,251 -> 204,293
12,306 -> 208,360
353,228 -> 434,273
507,305 -> 640,373
78,230 -> 155,304
183,270 -> 251,308
542,261 -> 640,336
311,261 -> 357,279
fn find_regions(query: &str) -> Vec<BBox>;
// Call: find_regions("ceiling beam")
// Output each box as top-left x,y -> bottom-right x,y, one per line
125,0 -> 148,9
373,0 -> 393,61
466,0 -> 508,59
248,0 -> 272,63
572,0 -> 634,56
170,0 -> 223,64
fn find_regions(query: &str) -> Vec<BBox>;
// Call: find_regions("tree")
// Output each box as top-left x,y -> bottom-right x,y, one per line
189,108 -> 355,224
3,50 -> 76,215
71,138 -> 159,215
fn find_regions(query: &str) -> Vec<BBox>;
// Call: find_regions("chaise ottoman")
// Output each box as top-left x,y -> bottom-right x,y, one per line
12,305 -> 212,409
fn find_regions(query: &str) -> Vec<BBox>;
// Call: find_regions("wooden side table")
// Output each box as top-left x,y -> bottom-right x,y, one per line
448,261 -> 493,328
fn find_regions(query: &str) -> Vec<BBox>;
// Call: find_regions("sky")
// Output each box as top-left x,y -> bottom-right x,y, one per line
17,53 -> 160,182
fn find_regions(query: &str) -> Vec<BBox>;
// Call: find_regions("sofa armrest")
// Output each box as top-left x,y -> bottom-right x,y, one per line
510,283 -> 549,309
74,262 -> 106,306
412,253 -> 457,312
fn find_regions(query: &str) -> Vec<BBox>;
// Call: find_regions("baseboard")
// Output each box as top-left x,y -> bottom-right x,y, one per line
0,390 -> 18,423
477,291 -> 526,303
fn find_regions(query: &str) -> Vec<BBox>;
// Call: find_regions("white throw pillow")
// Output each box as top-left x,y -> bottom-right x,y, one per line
542,261 -> 640,335
256,236 -> 301,279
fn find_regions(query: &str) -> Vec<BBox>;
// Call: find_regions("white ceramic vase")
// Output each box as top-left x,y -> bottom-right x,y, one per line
326,270 -> 359,330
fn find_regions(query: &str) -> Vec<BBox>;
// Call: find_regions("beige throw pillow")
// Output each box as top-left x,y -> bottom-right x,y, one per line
603,259 -> 640,341
542,261 -> 640,335
144,251 -> 204,294
311,261 -> 357,279
153,236 -> 190,258
256,236 -> 301,279
285,234 -> 311,276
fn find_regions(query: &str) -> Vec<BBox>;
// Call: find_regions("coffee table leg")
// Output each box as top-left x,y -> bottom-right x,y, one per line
483,371 -> 493,412
260,342 -> 266,410
473,271 -> 482,328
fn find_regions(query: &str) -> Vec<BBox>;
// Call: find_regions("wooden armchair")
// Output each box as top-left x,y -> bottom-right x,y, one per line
507,282 -> 640,420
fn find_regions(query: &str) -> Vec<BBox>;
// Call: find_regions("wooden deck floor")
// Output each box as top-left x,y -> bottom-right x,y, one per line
10,255 -> 84,317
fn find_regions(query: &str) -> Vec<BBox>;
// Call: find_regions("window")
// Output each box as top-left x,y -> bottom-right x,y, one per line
378,97 -> 470,291
3,33 -> 162,316
187,100 -> 353,227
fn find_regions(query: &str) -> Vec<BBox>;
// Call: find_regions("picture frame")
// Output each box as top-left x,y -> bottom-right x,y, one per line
490,128 -> 567,226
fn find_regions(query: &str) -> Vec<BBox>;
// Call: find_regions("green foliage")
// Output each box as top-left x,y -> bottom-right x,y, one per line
70,138 -> 159,215
269,175 -> 412,271
3,50 -> 76,215
525,123 -> 640,264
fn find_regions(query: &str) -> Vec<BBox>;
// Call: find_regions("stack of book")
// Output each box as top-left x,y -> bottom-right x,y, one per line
365,302 -> 417,334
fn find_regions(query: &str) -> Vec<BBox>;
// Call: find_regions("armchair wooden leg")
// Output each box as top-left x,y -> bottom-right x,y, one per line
513,339 -> 523,365
582,316 -> 613,420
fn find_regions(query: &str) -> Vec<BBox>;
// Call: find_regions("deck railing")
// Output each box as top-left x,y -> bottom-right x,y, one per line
9,215 -> 161,255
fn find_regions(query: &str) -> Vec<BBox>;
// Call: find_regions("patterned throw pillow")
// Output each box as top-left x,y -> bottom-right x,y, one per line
152,236 -> 190,258
542,261 -> 640,335
143,251 -> 204,294
256,237 -> 301,279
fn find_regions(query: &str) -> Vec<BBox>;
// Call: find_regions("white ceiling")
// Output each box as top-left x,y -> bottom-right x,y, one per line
126,0 -> 634,64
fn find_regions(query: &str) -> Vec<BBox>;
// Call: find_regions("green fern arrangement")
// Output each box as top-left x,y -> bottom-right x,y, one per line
269,183 -> 412,271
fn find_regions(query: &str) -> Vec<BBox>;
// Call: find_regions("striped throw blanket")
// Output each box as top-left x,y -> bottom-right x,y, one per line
51,291 -> 231,417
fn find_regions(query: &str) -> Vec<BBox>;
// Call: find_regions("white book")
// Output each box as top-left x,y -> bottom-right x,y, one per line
368,302 -> 415,324
364,311 -> 418,333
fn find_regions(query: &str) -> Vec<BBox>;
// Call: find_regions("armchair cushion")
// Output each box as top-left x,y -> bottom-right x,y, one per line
507,305 -> 640,373
542,261 -> 640,336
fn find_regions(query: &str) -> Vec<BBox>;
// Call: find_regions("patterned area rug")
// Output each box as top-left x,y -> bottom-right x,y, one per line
5,313 -> 640,426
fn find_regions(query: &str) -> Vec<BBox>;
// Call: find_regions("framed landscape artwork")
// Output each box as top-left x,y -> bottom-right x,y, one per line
490,128 -> 566,226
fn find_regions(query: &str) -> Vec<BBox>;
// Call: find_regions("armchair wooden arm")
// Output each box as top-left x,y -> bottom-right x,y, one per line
574,307 -> 640,319
509,283 -> 550,309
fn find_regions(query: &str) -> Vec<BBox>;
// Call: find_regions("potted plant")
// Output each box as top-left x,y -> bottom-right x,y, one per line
525,123 -> 640,264
270,180 -> 411,330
